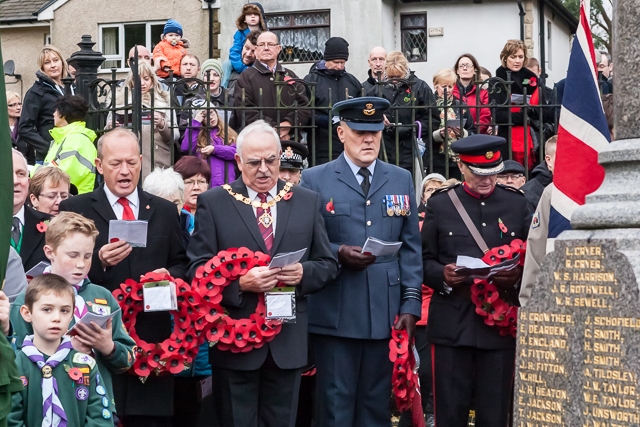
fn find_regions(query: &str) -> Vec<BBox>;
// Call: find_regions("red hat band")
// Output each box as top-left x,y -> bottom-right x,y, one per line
458,150 -> 501,165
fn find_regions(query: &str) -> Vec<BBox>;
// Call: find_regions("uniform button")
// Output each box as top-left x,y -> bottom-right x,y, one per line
511,232 -> 515,236
482,223 -> 486,227
366,200 -> 371,206
481,202 -> 485,206
367,221 -> 372,226
449,232 -> 453,236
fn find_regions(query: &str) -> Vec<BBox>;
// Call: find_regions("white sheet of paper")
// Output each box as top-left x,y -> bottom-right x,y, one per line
67,308 -> 120,336
361,237 -> 402,257
265,293 -> 293,317
25,261 -> 50,278
456,255 -> 490,269
268,248 -> 307,269
108,220 -> 148,247
143,281 -> 177,312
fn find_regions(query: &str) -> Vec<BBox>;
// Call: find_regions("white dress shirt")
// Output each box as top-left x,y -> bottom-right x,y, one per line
104,186 -> 140,220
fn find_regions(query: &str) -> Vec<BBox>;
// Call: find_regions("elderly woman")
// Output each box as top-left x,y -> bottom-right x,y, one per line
28,167 -> 71,216
367,51 -> 439,172
19,45 -> 69,164
173,156 -> 211,217
109,60 -> 178,178
7,91 -> 22,148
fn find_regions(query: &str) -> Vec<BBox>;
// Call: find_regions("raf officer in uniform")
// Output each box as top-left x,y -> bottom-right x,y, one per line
301,97 -> 423,426
422,134 -> 531,427
279,140 -> 308,185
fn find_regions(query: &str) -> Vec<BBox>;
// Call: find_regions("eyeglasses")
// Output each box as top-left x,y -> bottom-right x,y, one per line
244,157 -> 279,168
39,192 -> 69,201
8,102 -> 22,107
497,174 -> 524,180
256,42 -> 279,48
458,64 -> 474,70
184,179 -> 208,187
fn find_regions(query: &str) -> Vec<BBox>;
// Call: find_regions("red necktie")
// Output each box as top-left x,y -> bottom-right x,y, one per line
256,193 -> 273,253
118,197 -> 136,220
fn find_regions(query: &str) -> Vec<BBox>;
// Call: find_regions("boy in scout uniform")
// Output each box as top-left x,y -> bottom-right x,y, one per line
9,274 -> 112,426
10,212 -> 136,418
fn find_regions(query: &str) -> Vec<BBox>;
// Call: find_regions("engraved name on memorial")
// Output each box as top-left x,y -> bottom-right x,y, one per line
514,241 -> 640,427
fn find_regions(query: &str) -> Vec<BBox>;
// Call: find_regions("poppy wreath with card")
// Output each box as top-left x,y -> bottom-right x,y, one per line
389,322 -> 421,416
112,272 -> 211,379
191,247 -> 283,353
470,239 -> 526,337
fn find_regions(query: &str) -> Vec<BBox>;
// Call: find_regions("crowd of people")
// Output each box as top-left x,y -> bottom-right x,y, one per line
1,3 -> 617,427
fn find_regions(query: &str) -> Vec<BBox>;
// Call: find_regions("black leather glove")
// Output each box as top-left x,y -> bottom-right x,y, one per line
338,245 -> 376,271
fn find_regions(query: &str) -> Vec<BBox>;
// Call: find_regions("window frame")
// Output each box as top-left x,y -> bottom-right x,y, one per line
98,21 -> 166,73
264,9 -> 331,64
400,12 -> 428,63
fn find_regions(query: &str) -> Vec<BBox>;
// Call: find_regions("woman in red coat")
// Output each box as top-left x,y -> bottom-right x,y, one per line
452,53 -> 491,134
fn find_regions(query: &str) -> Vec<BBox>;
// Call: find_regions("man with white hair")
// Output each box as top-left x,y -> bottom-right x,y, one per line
187,119 -> 337,426
11,148 -> 51,271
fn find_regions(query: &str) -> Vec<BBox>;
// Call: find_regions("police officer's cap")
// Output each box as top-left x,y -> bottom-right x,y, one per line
501,160 -> 525,175
332,97 -> 391,132
451,134 -> 506,176
280,140 -> 308,170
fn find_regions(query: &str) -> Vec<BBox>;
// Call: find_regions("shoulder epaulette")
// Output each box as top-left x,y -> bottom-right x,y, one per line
496,183 -> 525,195
431,182 -> 461,197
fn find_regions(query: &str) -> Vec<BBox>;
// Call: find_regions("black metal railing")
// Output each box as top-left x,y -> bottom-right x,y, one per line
66,56 -> 561,184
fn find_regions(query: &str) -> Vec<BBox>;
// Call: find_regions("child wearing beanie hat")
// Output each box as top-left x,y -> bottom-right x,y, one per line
230,3 -> 268,74
153,18 -> 188,78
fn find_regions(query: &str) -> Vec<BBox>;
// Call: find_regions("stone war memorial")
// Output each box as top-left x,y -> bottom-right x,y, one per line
513,1 -> 640,426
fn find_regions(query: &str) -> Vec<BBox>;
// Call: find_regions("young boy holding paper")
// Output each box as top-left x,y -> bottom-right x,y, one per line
9,274 -> 112,427
9,212 -> 136,418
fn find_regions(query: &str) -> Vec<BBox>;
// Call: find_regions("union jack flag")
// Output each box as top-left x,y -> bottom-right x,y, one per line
548,0 -> 611,238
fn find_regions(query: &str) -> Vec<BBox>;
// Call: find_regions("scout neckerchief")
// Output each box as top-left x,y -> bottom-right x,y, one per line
22,335 -> 73,427
43,267 -> 88,321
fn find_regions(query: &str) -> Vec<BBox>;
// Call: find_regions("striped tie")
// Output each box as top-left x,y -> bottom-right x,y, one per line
256,192 -> 273,253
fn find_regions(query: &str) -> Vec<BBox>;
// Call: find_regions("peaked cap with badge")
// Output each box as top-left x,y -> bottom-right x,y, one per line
332,96 -> 391,131
280,141 -> 309,170
451,134 -> 506,176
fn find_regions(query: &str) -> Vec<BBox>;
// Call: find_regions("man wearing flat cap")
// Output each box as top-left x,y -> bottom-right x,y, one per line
301,97 -> 422,426
279,141 -> 308,185
421,134 -> 531,427
496,159 -> 527,189
304,37 -> 362,165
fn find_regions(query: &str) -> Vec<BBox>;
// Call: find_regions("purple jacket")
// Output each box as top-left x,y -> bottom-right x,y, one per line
181,120 -> 237,187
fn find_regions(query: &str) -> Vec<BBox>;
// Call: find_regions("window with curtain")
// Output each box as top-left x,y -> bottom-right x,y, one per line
264,10 -> 330,63
99,22 -> 165,70
401,13 -> 427,62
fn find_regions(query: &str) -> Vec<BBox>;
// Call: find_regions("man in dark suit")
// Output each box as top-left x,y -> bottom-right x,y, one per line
300,97 -> 423,427
11,148 -> 50,272
187,120 -> 337,427
422,135 -> 530,427
59,128 -> 188,427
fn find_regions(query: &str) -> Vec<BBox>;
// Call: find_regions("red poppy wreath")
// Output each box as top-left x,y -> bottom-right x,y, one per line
471,239 -> 526,337
192,247 -> 283,353
113,249 -> 284,378
112,272 -> 210,378
389,324 -> 422,418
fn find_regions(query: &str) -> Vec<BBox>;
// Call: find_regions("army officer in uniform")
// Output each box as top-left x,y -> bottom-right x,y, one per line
422,134 -> 531,427
301,97 -> 422,426
279,140 -> 308,185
